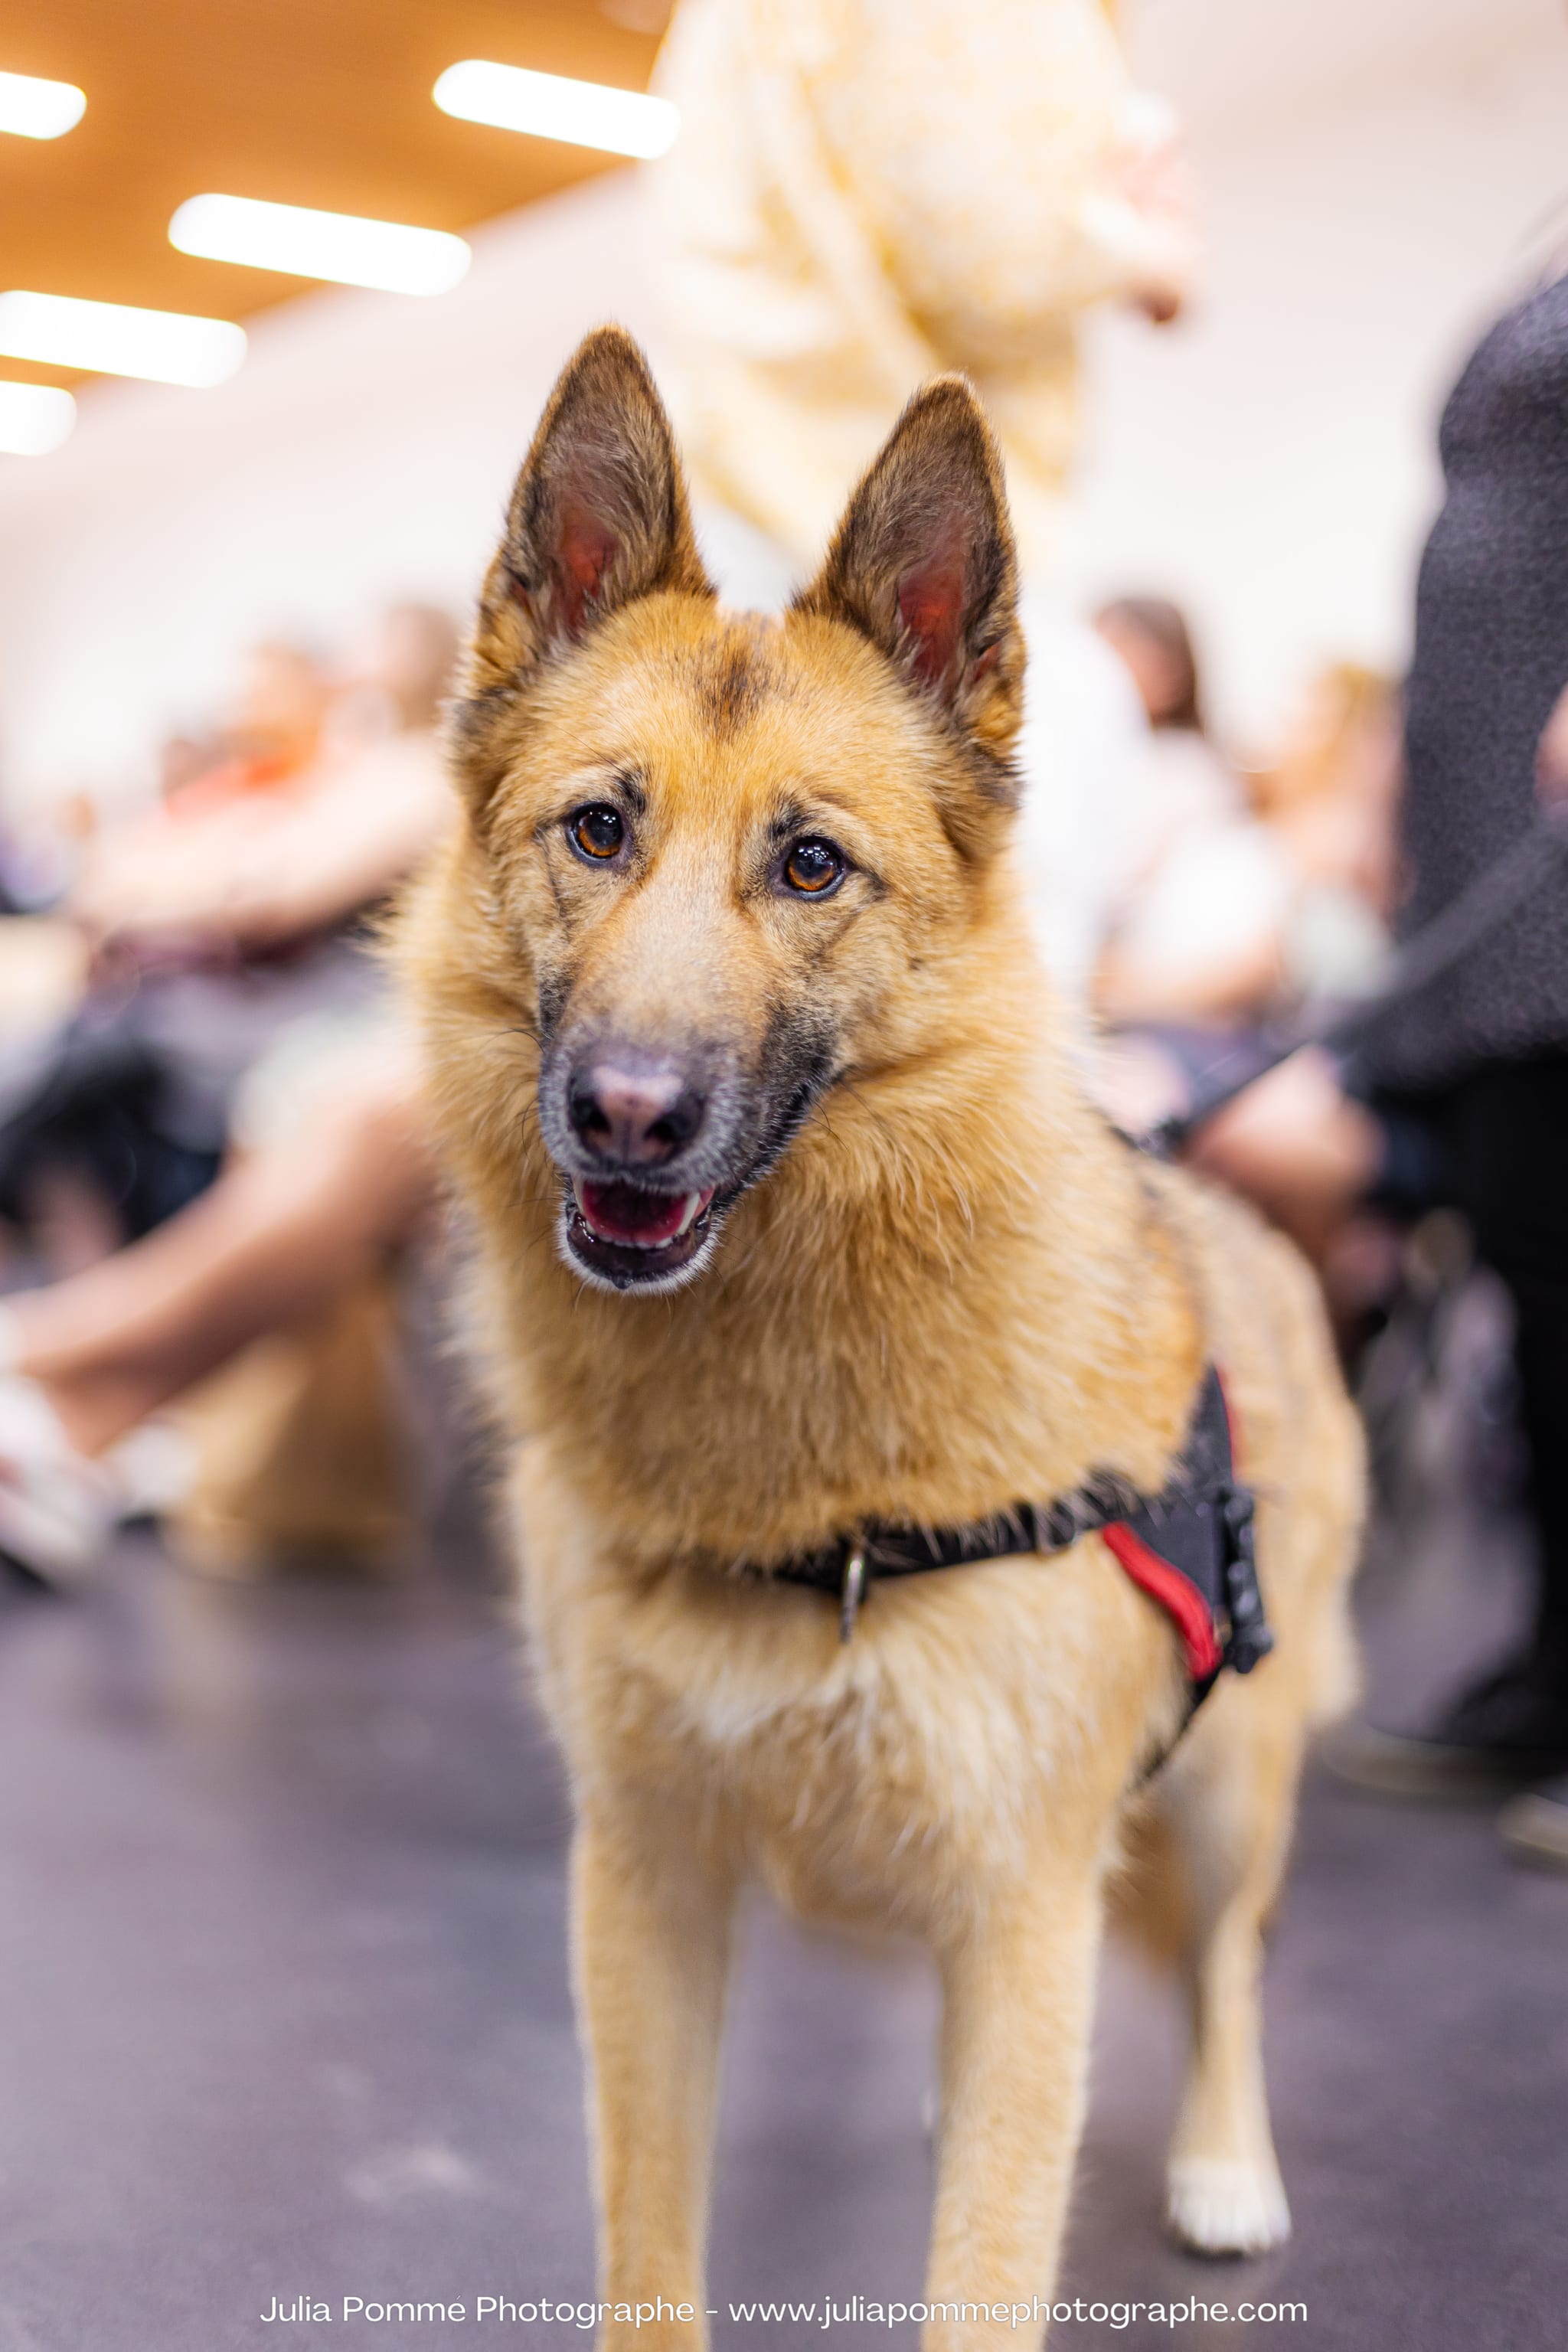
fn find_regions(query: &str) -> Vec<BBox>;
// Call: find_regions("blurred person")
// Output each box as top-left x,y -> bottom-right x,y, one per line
1084,599 -> 1349,1267
72,605 -> 456,966
0,788 -> 98,920
1086,608 -> 1367,1276
1089,632 -> 1409,1293
651,0 -> 1197,1004
0,607 -> 456,1256
1184,1048 -> 1387,1290
1321,245 -> 1568,1866
0,608 -> 461,1573
1250,662 -> 1402,998
0,1048 -> 433,1583
1095,592 -> 1206,733
1250,664 -> 1401,912
653,0 -> 1193,574
1091,595 -> 1295,1032
147,638 -> 330,816
1176,665 -> 1403,1289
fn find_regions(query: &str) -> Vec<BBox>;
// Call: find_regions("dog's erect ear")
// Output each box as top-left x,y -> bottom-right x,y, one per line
793,377 -> 1024,771
472,326 -> 714,690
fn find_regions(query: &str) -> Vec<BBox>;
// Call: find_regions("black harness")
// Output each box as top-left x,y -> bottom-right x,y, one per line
769,1366 -> 1272,1723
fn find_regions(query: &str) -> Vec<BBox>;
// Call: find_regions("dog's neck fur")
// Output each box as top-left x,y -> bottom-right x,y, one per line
426,839 -> 1205,1572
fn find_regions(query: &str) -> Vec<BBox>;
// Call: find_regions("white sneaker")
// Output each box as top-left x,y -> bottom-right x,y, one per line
0,1369 -> 120,1584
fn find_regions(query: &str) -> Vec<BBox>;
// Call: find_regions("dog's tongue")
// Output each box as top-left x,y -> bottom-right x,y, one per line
575,1178 -> 710,1247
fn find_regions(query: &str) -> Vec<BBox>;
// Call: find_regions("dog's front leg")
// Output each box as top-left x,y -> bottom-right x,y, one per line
923,1861 -> 1104,2350
572,1808 -> 734,2352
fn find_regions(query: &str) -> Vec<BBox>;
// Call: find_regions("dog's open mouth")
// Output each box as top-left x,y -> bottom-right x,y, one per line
566,1177 -> 717,1289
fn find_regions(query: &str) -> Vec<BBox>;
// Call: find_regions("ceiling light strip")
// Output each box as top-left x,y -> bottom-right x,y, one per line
0,380 -> 76,455
0,292 -> 246,387
433,60 -> 678,160
170,194 -> 470,296
0,70 -> 86,140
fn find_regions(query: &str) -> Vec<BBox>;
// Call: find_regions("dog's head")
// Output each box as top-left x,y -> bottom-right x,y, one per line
449,327 -> 1027,1294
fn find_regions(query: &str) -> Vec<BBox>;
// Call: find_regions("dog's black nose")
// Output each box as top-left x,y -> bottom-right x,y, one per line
567,1055 -> 706,1168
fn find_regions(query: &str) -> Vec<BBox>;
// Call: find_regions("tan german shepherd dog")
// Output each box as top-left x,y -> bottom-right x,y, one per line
402,328 -> 1362,2349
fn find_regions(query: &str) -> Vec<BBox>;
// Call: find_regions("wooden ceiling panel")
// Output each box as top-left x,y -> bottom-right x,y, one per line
0,0 -> 662,387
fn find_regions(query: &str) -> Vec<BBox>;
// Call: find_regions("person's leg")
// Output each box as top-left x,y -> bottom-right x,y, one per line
1444,1054 -> 1568,1709
1449,1054 -> 1568,1864
2,1072 -> 433,1459
1334,1053 -> 1568,1805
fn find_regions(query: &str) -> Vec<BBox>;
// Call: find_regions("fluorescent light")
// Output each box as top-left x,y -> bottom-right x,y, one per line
433,60 -> 678,160
0,291 -> 246,387
0,381 -> 75,455
0,70 -> 86,140
169,194 -> 471,297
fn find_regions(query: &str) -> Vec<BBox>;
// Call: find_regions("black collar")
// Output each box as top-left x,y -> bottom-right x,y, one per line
766,1366 -> 1272,1707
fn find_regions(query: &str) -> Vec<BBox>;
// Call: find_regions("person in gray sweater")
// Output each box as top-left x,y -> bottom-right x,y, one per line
1348,257 -> 1568,1867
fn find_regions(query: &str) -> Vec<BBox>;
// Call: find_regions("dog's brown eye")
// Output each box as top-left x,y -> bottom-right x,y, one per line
782,838 -> 845,897
569,804 -> 626,861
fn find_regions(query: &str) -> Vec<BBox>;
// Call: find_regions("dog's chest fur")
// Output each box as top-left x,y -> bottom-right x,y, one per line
515,1427 -> 1178,1930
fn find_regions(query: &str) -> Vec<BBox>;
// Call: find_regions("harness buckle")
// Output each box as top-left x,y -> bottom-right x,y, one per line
839,1543 -> 869,1644
1220,1488 -> 1273,1673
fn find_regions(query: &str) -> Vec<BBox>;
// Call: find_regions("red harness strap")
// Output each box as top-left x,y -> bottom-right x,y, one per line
1102,1522 -> 1226,1682
1094,1364 -> 1268,1697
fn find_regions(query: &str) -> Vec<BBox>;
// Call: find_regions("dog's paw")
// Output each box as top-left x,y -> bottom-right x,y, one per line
1165,2157 -> 1292,2257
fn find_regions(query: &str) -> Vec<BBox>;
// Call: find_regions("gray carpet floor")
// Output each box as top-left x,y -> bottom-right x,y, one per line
0,1490 -> 1563,2352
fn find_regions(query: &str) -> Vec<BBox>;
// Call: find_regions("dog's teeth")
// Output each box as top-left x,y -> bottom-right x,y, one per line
568,1181 -> 705,1250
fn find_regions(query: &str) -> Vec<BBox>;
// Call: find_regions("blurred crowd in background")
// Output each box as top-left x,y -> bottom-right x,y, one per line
1,0 -> 1566,1867
0,586 -> 1419,1566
